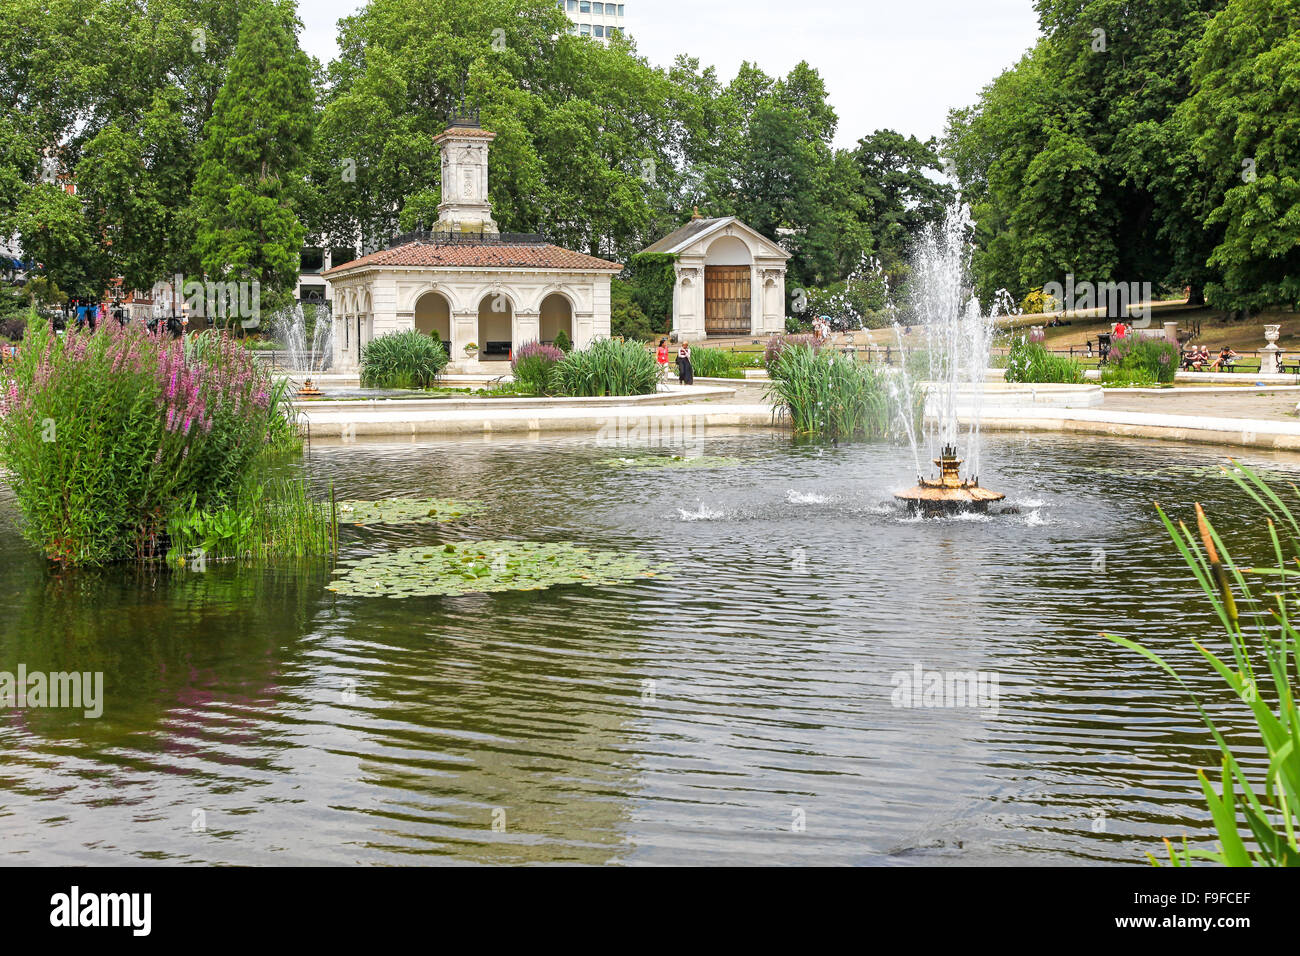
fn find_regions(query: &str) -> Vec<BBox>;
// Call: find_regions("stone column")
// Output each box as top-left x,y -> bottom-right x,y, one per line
515,309 -> 540,347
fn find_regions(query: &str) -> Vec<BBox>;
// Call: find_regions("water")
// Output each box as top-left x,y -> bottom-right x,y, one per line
0,432 -> 1287,864
272,303 -> 333,373
897,203 -> 1016,482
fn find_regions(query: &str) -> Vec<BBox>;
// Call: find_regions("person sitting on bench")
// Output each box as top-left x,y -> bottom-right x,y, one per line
1212,346 -> 1238,371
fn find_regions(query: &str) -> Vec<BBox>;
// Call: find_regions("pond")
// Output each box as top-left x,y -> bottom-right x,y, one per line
0,431 -> 1288,864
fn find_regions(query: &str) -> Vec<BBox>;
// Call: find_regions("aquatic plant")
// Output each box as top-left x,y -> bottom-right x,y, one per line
359,330 -> 449,389
763,333 -> 824,370
327,540 -> 670,597
1003,337 -> 1086,384
510,340 -> 563,395
0,321 -> 300,564
165,477 -> 337,562
766,343 -> 918,441
336,497 -> 485,526
1107,336 -> 1177,384
551,338 -> 659,397
689,346 -> 745,379
1105,463 -> 1300,866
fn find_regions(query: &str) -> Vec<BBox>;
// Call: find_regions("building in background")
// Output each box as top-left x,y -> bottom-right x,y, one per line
558,0 -> 626,42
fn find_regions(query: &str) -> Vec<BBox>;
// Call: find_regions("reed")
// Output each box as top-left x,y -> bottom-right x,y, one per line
359,330 -> 448,389
765,343 -> 917,441
551,337 -> 659,397
1105,462 -> 1300,866
165,476 -> 338,564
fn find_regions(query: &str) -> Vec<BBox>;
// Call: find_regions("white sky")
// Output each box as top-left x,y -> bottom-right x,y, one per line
299,0 -> 1043,149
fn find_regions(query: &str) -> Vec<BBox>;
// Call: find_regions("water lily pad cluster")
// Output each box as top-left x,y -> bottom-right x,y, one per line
336,498 -> 485,526
600,455 -> 744,470
327,540 -> 670,597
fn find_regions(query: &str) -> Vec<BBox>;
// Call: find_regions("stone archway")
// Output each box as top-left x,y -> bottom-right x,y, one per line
414,290 -> 452,343
477,292 -> 513,360
539,292 -> 573,345
704,235 -> 753,336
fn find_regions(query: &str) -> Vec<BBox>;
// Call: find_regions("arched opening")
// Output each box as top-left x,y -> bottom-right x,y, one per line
704,235 -> 753,336
539,292 -> 573,346
477,292 -> 513,360
413,290 -> 451,343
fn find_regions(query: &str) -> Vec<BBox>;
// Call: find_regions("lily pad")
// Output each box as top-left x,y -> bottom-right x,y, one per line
600,455 -> 744,470
327,540 -> 672,598
335,498 -> 486,526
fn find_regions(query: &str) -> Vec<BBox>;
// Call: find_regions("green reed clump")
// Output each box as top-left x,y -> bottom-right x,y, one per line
1003,337 -> 1086,384
165,476 -> 337,564
1108,335 -> 1178,384
1105,463 -> 1300,866
690,346 -> 745,379
551,337 -> 659,397
359,330 -> 448,389
766,344 -> 917,441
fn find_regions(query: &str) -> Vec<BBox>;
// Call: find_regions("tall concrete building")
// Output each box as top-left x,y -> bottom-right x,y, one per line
558,0 -> 626,42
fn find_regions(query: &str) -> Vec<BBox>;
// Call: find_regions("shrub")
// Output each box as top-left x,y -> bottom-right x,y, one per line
360,329 -> 448,389
1003,337 -> 1086,384
766,344 -> 918,441
511,340 -> 563,395
1109,336 -> 1177,383
0,321 -> 299,565
764,333 -> 824,370
1021,287 -> 1051,314
552,328 -> 572,353
690,346 -> 744,379
551,337 -> 659,397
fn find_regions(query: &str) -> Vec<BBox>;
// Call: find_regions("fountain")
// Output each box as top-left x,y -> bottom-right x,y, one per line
891,202 -> 1010,514
271,304 -> 333,397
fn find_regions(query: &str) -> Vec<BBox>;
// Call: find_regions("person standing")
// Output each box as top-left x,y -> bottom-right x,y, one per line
676,341 -> 694,386
656,338 -> 669,372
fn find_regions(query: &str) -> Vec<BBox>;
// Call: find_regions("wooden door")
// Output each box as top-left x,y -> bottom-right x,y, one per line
705,266 -> 751,336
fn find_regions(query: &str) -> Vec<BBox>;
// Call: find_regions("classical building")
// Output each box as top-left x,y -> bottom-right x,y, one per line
324,119 -> 622,372
641,215 -> 790,341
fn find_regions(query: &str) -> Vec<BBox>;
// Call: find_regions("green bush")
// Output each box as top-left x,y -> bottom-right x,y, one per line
1003,337 -> 1086,384
625,252 -> 676,326
766,344 -> 918,440
1109,336 -> 1177,383
0,322 -> 300,565
552,328 -> 572,352
510,340 -> 564,395
690,346 -> 745,379
610,278 -> 662,341
551,338 -> 659,397
360,329 -> 449,389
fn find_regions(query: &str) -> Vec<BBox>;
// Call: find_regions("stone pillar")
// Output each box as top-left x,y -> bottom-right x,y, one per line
1163,321 -> 1179,345
515,310 -> 540,347
1262,324 -> 1282,374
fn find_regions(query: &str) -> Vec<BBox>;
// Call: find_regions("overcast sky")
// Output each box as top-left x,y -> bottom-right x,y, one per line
299,0 -> 1043,149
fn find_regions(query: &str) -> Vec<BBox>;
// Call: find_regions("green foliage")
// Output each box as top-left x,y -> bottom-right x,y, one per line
1105,467 -> 1300,866
551,338 -> 659,397
509,340 -> 564,395
1003,337 -> 1086,383
165,478 -> 337,564
1181,0 -> 1300,310
1109,336 -> 1179,383
766,344 -> 917,441
190,2 -> 314,316
0,322 -> 300,565
552,328 -> 572,353
360,330 -> 449,389
625,252 -> 677,327
944,1 -> 1225,304
610,278 -> 662,341
689,346 -> 745,379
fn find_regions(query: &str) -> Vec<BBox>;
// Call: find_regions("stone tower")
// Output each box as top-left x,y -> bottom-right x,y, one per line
432,123 -> 499,236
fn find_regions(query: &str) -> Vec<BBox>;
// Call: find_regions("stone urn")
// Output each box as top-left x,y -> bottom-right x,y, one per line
1262,324 -> 1282,374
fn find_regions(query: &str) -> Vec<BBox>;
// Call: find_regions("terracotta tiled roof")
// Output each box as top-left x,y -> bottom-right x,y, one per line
323,241 -> 623,277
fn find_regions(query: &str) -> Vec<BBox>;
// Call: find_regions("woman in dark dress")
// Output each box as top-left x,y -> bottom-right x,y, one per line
676,341 -> 694,385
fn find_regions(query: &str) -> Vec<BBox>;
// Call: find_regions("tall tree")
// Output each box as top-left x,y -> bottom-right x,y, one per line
191,0 -> 314,314
1181,0 -> 1300,310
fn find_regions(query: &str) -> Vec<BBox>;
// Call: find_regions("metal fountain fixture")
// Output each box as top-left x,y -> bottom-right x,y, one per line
894,444 -> 1005,515
296,377 -> 323,397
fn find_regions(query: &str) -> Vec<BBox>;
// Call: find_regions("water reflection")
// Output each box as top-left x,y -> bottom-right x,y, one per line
0,432 -> 1291,864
